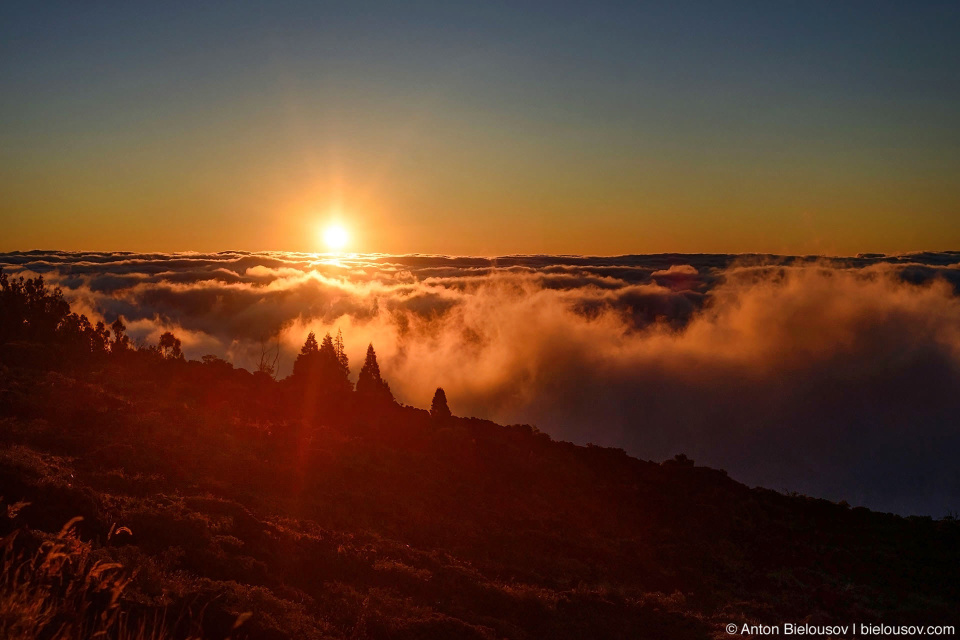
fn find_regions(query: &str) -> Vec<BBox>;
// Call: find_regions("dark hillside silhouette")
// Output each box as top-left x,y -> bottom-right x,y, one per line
0,269 -> 957,639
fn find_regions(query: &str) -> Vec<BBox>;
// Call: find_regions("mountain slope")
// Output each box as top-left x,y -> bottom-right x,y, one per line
1,349 -> 958,639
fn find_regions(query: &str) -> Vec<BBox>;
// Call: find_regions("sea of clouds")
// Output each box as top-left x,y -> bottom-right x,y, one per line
3,249 -> 960,516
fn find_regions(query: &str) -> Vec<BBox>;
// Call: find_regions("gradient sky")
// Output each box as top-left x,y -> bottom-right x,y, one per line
2,1 -> 958,255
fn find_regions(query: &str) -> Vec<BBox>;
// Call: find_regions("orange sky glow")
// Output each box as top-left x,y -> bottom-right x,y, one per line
2,3 -> 958,256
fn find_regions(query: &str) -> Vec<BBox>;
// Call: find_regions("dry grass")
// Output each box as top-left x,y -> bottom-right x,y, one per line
0,517 -> 194,640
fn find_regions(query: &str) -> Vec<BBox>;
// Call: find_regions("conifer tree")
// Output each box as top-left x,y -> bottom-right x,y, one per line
319,332 -> 352,392
319,332 -> 337,376
301,332 -> 319,355
334,328 -> 350,379
356,343 -> 393,403
293,332 -> 319,378
319,332 -> 336,360
292,330 -> 353,414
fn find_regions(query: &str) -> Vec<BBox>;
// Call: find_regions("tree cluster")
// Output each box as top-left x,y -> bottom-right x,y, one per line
291,329 -> 352,407
2,270 -> 205,363
1,270 -> 117,357
0,269 -> 455,420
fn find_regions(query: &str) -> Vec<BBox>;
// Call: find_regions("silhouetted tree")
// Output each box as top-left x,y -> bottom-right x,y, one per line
91,320 -> 111,353
56,312 -> 110,356
293,332 -> 319,378
58,312 -> 89,345
356,343 -> 393,404
257,333 -> 281,379
156,331 -> 184,360
302,332 -> 319,354
110,317 -> 130,353
319,332 -> 336,363
662,453 -> 695,468
430,387 -> 451,420
334,328 -> 349,380
317,332 -> 351,390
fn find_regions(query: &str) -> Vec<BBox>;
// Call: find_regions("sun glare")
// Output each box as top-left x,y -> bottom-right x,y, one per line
323,224 -> 349,252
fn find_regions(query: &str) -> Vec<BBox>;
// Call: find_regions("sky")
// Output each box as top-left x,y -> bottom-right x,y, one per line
2,1 -> 959,255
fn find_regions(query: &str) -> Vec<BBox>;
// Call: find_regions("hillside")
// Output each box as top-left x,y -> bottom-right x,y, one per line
0,273 -> 958,639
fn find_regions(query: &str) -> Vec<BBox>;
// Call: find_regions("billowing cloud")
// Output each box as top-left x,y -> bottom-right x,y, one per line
2,250 -> 959,515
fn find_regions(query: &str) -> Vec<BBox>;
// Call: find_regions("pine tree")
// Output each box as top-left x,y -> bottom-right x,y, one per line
334,328 -> 350,379
293,332 -> 320,378
319,332 -> 335,360
356,343 -> 393,403
360,344 -> 381,381
301,332 -> 319,355
319,333 -> 337,376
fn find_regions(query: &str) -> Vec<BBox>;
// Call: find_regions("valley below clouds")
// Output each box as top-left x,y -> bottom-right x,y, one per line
4,249 -> 960,516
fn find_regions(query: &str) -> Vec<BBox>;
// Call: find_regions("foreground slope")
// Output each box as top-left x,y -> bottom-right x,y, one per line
1,347 -> 958,639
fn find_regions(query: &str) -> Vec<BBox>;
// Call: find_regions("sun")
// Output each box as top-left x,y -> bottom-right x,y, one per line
322,224 -> 349,252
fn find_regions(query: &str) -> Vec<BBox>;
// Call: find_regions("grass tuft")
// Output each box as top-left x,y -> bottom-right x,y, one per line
0,518 -> 193,640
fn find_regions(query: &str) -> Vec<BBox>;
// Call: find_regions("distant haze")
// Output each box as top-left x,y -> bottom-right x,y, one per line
3,250 -> 959,516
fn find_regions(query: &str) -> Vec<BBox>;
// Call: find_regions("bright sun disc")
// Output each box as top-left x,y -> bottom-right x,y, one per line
323,225 -> 349,251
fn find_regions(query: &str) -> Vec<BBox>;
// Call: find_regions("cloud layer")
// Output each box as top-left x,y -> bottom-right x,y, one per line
4,249 -> 960,515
